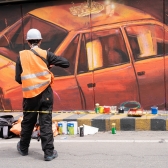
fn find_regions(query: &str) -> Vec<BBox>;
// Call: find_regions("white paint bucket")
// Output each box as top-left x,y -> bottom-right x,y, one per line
67,121 -> 78,135
58,121 -> 67,135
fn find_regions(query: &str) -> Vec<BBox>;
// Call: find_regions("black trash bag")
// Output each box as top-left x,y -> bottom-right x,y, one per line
0,115 -> 16,139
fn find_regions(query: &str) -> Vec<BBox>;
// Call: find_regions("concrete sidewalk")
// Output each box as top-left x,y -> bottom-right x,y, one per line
0,111 -> 168,131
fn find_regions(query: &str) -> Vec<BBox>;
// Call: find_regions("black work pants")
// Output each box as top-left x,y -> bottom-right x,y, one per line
20,86 -> 54,156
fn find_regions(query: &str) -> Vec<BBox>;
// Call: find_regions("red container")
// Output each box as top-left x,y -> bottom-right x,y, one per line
104,106 -> 111,114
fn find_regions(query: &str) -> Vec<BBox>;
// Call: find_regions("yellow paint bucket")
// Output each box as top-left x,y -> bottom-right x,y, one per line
99,106 -> 104,113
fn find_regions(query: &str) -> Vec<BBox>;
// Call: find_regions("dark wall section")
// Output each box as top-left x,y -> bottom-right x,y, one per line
0,0 -> 167,31
0,4 -> 21,31
0,2 -> 53,31
116,0 -> 165,23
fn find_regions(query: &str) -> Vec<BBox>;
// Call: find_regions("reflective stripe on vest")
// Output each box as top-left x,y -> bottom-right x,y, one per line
22,80 -> 50,91
21,71 -> 50,80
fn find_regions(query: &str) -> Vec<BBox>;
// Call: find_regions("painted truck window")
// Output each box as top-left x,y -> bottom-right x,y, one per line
50,35 -> 79,76
22,15 -> 68,52
77,28 -> 129,74
125,24 -> 164,60
0,14 -> 68,57
77,33 -> 89,74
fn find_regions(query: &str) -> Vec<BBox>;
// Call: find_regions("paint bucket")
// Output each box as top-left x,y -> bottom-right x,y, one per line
99,106 -> 104,113
111,106 -> 117,114
104,106 -> 111,114
67,121 -> 78,135
79,126 -> 84,137
95,103 -> 100,113
151,106 -> 158,114
58,121 -> 67,135
118,107 -> 124,113
111,123 -> 116,134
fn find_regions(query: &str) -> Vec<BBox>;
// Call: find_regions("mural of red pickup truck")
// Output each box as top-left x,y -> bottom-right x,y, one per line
0,0 -> 168,111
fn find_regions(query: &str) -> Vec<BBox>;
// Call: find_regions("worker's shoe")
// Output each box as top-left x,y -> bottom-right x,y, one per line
17,141 -> 28,156
44,150 -> 58,161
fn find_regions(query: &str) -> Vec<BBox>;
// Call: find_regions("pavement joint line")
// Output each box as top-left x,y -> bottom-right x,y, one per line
0,140 -> 167,144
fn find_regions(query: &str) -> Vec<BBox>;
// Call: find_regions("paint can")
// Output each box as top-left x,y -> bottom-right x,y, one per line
99,106 -> 104,113
151,106 -> 158,114
58,121 -> 67,135
95,103 -> 100,113
111,123 -> 116,134
104,106 -> 111,114
118,107 -> 124,113
111,106 -> 117,114
67,121 -> 78,135
79,126 -> 84,137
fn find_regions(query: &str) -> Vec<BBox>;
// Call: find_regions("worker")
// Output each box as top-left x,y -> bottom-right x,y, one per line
15,28 -> 69,161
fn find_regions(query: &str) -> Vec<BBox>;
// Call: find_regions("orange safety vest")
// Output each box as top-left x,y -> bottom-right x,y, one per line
20,47 -> 54,98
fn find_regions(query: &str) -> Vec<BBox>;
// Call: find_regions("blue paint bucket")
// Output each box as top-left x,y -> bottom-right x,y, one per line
151,106 -> 158,114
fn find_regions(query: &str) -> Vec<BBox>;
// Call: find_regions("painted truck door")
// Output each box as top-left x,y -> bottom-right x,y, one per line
125,24 -> 165,109
163,26 -> 168,109
0,55 -> 20,110
90,28 -> 139,107
51,35 -> 82,111
75,33 -> 95,110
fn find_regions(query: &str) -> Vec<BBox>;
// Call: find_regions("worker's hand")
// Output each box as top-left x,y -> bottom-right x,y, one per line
49,65 -> 53,69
